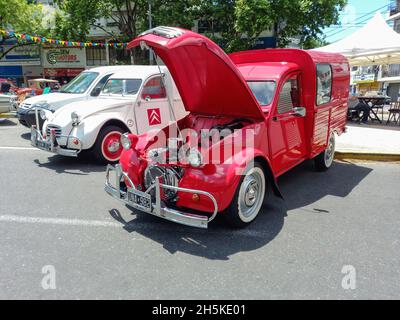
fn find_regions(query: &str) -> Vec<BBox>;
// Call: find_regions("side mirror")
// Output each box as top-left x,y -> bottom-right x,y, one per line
293,107 -> 306,117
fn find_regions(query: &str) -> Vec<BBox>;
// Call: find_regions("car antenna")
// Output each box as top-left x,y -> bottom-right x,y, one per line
151,49 -> 184,142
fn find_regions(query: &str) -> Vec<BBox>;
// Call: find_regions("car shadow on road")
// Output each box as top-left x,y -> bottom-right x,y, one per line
109,160 -> 373,260
0,119 -> 17,126
20,132 -> 31,140
33,153 -> 106,175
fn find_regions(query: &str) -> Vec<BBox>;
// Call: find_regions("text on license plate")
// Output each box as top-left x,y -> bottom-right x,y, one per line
128,191 -> 151,210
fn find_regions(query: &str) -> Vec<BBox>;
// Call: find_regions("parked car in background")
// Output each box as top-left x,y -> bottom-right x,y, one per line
17,66 -> 130,130
15,78 -> 60,103
105,27 -> 350,229
31,65 -> 187,163
0,93 -> 15,114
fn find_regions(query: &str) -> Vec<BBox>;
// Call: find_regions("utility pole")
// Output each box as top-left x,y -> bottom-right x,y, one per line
148,0 -> 153,65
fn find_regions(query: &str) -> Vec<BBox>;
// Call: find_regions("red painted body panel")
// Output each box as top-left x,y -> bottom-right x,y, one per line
121,29 -> 350,215
128,29 -> 265,120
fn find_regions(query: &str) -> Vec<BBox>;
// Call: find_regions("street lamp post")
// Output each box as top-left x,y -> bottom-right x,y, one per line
148,0 -> 153,65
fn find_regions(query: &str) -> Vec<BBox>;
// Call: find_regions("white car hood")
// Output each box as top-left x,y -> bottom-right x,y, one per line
23,93 -> 83,110
48,97 -> 134,127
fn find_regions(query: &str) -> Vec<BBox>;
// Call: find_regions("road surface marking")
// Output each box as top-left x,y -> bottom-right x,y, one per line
0,146 -> 38,151
0,214 -> 268,238
0,215 -> 121,228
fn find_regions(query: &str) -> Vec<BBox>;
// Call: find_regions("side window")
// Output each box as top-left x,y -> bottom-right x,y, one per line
278,76 -> 300,114
141,76 -> 166,100
91,74 -> 112,96
316,64 -> 332,105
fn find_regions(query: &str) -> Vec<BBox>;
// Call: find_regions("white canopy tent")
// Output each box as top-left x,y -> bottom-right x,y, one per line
316,12 -> 400,66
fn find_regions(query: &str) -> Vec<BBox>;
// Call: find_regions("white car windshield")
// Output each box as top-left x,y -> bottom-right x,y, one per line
247,81 -> 276,106
101,79 -> 142,96
60,72 -> 99,94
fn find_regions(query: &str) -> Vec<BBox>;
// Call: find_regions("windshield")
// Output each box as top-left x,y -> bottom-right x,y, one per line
247,81 -> 276,106
101,79 -> 142,96
60,72 -> 99,94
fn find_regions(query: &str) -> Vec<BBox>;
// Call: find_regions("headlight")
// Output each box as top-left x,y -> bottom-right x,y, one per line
187,148 -> 203,168
40,110 -> 47,120
120,133 -> 131,150
71,112 -> 80,126
31,129 -> 38,141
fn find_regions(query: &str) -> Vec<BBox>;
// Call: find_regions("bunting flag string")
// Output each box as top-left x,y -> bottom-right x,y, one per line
0,29 -> 128,49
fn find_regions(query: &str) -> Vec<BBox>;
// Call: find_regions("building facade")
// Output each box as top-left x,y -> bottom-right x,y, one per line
378,0 -> 400,101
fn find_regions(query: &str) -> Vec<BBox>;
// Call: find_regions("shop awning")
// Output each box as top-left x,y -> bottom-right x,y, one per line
315,12 -> 400,66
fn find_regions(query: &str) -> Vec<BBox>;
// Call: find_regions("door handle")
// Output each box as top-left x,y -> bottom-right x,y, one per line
293,107 -> 306,117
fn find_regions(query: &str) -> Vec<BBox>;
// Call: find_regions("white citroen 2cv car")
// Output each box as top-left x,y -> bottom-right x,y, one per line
31,65 -> 186,163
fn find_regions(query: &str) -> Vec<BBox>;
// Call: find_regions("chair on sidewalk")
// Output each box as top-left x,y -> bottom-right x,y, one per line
371,98 -> 386,123
387,101 -> 400,125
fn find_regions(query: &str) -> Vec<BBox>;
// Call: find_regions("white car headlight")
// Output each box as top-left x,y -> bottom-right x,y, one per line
31,129 -> 38,141
71,112 -> 81,126
187,148 -> 203,168
120,133 -> 131,150
40,110 -> 47,120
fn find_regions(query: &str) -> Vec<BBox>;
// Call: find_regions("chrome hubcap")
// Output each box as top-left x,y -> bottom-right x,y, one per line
244,180 -> 259,207
238,168 -> 265,222
324,134 -> 335,167
108,141 -> 120,153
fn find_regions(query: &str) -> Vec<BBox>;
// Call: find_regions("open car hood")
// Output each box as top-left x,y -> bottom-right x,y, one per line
127,27 -> 264,120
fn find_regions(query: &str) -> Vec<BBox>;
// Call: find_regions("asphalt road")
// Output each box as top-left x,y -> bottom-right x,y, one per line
0,118 -> 399,299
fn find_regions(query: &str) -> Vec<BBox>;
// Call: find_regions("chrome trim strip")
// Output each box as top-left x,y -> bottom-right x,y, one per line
139,26 -> 184,39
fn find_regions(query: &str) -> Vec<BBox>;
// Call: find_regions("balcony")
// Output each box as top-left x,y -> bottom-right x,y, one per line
382,64 -> 400,77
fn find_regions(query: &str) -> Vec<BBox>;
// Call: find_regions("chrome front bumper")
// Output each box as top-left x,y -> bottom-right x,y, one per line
30,125 -> 82,157
105,164 -> 218,229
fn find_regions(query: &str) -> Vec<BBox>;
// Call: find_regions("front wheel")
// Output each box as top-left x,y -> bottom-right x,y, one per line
314,132 -> 336,171
223,163 -> 266,228
93,126 -> 125,164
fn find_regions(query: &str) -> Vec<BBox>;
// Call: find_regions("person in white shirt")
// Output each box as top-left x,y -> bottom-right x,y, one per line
348,94 -> 371,124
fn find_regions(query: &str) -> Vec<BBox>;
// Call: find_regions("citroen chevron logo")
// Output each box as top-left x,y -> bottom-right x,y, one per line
147,108 -> 162,126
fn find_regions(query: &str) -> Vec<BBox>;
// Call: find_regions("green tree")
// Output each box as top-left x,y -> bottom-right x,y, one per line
302,37 -> 330,50
0,0 -> 46,34
200,0 -> 347,52
52,0 -> 346,53
0,0 -> 49,60
54,0 -> 198,41
54,0 -> 200,63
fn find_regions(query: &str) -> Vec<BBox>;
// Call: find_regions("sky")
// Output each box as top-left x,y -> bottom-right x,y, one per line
322,0 -> 393,43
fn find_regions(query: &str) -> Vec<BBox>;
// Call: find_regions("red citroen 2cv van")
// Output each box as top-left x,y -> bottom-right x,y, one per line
105,27 -> 350,229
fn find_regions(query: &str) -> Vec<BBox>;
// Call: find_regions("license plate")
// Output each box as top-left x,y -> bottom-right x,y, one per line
128,190 -> 152,211
37,140 -> 50,150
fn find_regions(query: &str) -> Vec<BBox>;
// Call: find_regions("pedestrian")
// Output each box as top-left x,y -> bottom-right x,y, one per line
348,94 -> 371,124
0,78 -> 15,93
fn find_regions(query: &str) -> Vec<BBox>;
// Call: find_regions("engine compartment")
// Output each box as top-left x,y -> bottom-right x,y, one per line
137,114 -> 255,203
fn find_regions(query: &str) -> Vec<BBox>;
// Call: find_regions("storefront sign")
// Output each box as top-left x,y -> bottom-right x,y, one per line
44,68 -> 85,77
0,44 -> 41,66
0,65 -> 23,77
353,74 -> 376,83
42,47 -> 86,68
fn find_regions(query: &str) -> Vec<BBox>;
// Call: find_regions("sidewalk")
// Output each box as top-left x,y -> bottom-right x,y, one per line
336,124 -> 400,161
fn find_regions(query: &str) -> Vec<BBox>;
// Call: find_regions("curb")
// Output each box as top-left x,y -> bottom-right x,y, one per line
335,152 -> 400,162
0,112 -> 17,119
